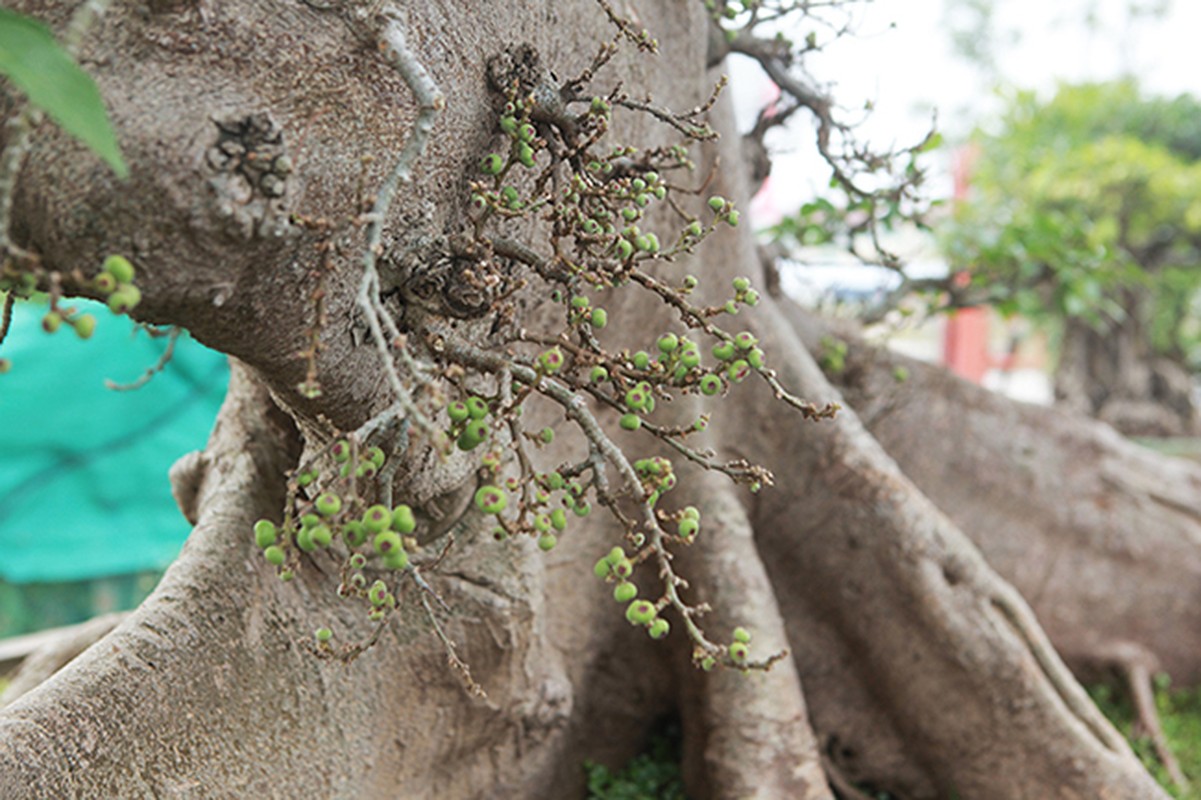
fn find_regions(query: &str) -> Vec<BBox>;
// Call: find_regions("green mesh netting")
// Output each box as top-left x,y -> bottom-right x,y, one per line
0,298 -> 227,604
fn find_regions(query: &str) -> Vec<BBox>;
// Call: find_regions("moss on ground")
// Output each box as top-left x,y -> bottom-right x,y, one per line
584,722 -> 687,800
1090,678 -> 1201,799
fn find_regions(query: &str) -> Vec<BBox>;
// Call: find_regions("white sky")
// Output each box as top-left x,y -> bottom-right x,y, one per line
734,0 -> 1201,222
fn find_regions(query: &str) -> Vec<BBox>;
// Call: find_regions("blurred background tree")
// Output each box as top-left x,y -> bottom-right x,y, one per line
943,80 -> 1201,434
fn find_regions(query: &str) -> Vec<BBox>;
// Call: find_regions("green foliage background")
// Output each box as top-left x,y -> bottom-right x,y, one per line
943,81 -> 1201,366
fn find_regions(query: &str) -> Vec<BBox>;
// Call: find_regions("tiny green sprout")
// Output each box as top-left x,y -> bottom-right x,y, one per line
612,558 -> 634,579
594,558 -> 611,578
678,518 -> 698,539
362,505 -> 392,533
613,581 -> 637,603
538,347 -> 565,373
727,360 -> 751,383
620,413 -> 641,431
296,470 -> 316,488
310,524 -> 333,548
743,289 -> 760,306
621,207 -> 639,222
538,427 -> 554,445
893,365 -> 910,383
729,641 -> 749,663
707,195 -> 727,213
41,312 -> 62,334
499,115 -> 518,134
683,274 -> 699,291
712,341 -> 736,361
701,656 -> 716,671
624,385 -> 649,410
518,123 -> 536,143
368,580 -> 389,607
632,351 -> 651,370
264,545 -> 285,566
475,485 -> 509,515
590,96 -> 609,114
93,271 -> 117,294
457,419 -> 490,450
733,626 -> 752,644
350,553 -> 368,570
448,400 -> 470,422
734,331 -> 758,350
516,142 -> 535,168
534,514 -> 552,534
589,365 -> 609,383
648,618 -> 670,639
103,255 -> 136,283
332,440 -> 351,463
589,308 -> 608,329
573,501 -> 591,517
537,533 -> 557,551
634,193 -> 650,208
481,153 -> 504,174
279,569 -> 295,582
732,276 -> 750,293
391,505 -> 416,534
315,493 -> 342,517
570,294 -> 590,310
254,519 -> 278,549
300,512 -> 320,529
631,178 -> 647,192
72,314 -> 97,340
383,548 -> 409,570
296,527 -> 316,552
606,546 -> 626,565
367,446 -> 386,469
350,573 -> 367,589
342,521 -> 367,547
616,239 -> 635,260
374,529 -> 402,555
106,285 -> 142,314
657,333 -> 679,353
356,461 -> 377,479
747,348 -> 766,370
700,374 -> 723,396
683,506 -> 700,520
685,221 -> 703,239
723,300 -> 739,315
466,396 -> 489,419
315,627 -> 332,643
726,209 -> 741,227
550,508 -> 568,531
625,600 -> 657,626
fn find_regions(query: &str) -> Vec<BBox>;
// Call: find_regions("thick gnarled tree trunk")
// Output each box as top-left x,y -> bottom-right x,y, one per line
0,1 -> 1189,798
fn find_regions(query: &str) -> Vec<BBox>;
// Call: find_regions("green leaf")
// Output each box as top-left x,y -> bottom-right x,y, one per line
0,9 -> 127,177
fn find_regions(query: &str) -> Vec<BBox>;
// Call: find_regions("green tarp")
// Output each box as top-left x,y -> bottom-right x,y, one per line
0,298 -> 228,584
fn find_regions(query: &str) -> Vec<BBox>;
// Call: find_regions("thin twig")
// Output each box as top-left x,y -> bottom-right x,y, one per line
105,326 -> 181,391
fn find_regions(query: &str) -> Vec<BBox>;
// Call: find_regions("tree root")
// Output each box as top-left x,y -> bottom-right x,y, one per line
0,613 -> 126,706
676,473 -> 833,800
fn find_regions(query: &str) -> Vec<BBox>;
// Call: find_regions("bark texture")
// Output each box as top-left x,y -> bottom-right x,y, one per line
0,0 -> 1186,798
790,307 -> 1201,686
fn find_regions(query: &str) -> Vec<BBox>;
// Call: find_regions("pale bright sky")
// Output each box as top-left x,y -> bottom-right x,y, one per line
733,0 -> 1201,222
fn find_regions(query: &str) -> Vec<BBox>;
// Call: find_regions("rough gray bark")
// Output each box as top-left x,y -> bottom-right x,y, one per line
790,307 -> 1201,686
0,0 -> 1184,798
